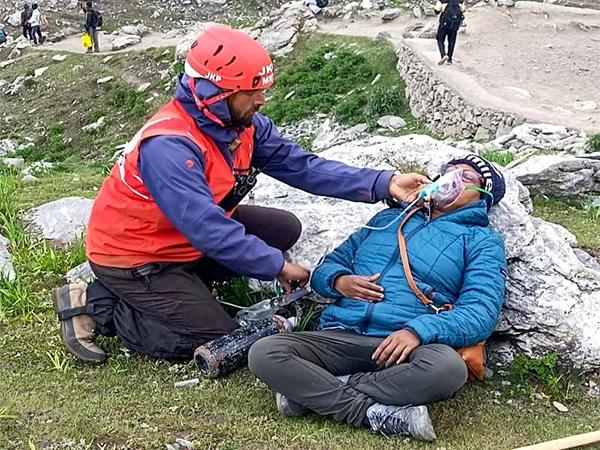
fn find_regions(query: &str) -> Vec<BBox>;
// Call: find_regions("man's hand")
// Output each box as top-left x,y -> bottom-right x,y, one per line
277,262 -> 310,293
372,329 -> 421,367
388,173 -> 430,203
334,274 -> 384,302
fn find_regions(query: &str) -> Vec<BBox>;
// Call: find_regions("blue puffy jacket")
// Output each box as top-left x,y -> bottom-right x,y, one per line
311,200 -> 507,348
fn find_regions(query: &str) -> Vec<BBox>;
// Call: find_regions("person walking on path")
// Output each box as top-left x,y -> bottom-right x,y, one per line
28,3 -> 44,45
435,0 -> 464,65
83,1 -> 100,53
20,4 -> 32,41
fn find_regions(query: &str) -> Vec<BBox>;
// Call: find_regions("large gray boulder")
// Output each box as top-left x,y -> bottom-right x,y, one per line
511,154 -> 600,197
250,134 -> 600,369
248,1 -> 318,56
0,234 -> 16,281
25,197 -> 94,246
111,34 -> 142,51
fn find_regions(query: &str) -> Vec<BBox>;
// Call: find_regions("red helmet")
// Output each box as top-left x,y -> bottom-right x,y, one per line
185,25 -> 274,92
184,25 -> 274,126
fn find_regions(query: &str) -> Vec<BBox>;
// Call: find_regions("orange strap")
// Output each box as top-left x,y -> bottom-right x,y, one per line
397,207 -> 452,314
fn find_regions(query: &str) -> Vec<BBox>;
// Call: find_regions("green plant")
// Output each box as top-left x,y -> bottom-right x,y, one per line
510,353 -> 566,398
367,86 -> 406,118
89,108 -> 108,122
583,201 -> 600,221
110,88 -> 149,118
23,78 -> 36,88
479,150 -> 515,167
45,349 -> 72,373
586,133 -> 600,153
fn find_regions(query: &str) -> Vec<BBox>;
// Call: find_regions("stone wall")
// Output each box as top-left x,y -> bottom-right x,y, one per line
396,42 -> 525,140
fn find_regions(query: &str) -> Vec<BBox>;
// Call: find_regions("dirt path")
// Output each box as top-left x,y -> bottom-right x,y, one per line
320,1 -> 600,134
30,31 -> 180,55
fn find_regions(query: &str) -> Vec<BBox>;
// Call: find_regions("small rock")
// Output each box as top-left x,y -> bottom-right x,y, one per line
166,445 -> 177,450
533,393 -> 545,400
82,116 -> 106,133
501,380 -> 512,387
372,31 -> 391,43
412,5 -> 423,18
284,90 -> 296,100
102,55 -> 113,63
2,157 -> 25,168
587,380 -> 600,398
498,0 -> 516,6
381,8 -> 402,21
552,401 -> 568,413
52,54 -> 68,62
174,378 -> 200,388
97,76 -> 114,84
112,34 -> 142,51
22,174 -> 40,184
175,438 -> 195,449
137,82 -> 151,93
34,67 -> 49,78
0,59 -> 16,69
371,73 -> 381,85
377,115 -> 407,130
573,100 -> 597,112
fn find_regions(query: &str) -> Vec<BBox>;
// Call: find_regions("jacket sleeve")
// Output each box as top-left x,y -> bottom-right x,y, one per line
310,215 -> 379,298
138,135 -> 285,280
85,11 -> 92,31
252,114 -> 395,203
404,233 -> 507,348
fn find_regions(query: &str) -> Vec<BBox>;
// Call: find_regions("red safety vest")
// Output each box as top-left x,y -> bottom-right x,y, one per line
86,100 -> 254,268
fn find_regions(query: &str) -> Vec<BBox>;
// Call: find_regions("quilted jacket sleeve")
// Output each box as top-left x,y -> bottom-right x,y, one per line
404,232 -> 507,348
310,215 -> 380,299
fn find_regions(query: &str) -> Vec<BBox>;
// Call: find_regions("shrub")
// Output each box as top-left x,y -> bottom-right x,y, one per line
367,86 -> 406,118
586,133 -> 600,153
510,353 -> 566,398
110,88 -> 149,118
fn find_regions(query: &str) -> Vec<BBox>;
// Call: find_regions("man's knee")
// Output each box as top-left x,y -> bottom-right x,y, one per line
417,344 -> 468,398
248,334 -> 295,379
421,344 -> 468,392
279,211 -> 302,251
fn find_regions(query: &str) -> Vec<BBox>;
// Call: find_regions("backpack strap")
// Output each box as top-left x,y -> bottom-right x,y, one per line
397,207 -> 453,314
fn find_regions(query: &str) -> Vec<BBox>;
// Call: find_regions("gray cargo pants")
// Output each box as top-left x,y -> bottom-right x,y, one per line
248,329 -> 468,427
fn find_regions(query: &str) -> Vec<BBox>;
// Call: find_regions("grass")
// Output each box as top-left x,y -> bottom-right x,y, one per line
480,149 -> 516,167
532,196 -> 600,255
0,48 -> 174,165
262,34 -> 427,134
587,133 -> 600,153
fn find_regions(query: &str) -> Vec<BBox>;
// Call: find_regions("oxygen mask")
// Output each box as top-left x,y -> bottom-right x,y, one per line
418,168 -> 466,209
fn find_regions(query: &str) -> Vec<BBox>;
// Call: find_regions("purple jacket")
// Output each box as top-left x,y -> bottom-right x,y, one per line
138,75 -> 394,280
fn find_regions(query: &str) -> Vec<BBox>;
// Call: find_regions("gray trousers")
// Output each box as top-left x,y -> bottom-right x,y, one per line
248,329 -> 468,427
90,28 -> 99,52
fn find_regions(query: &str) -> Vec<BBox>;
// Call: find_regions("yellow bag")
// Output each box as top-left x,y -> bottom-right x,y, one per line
82,33 -> 93,49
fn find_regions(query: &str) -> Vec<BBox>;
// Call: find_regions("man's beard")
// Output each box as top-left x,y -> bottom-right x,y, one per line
230,108 -> 258,128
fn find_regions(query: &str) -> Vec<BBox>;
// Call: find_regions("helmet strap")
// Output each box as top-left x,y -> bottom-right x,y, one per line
188,77 -> 238,127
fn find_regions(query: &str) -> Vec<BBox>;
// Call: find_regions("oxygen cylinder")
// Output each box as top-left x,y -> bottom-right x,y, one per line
194,315 -> 295,379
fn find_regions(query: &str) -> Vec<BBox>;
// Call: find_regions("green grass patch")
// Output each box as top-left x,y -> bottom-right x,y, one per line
263,34 -> 426,133
509,353 -> 567,399
480,150 -> 516,167
0,49 -> 173,164
532,196 -> 600,253
586,133 -> 600,153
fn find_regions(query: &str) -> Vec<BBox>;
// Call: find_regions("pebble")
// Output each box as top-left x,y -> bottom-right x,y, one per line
175,438 -> 195,449
174,378 -> 199,388
552,401 -> 569,413
97,76 -> 114,84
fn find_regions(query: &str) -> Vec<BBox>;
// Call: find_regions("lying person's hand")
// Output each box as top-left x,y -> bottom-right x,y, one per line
334,274 -> 384,302
389,173 -> 430,202
372,329 -> 421,367
277,262 -> 310,293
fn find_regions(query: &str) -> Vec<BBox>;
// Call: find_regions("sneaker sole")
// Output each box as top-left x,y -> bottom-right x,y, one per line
52,287 -> 106,364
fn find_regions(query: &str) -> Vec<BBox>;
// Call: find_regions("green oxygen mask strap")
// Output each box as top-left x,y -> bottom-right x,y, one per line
465,186 -> 494,204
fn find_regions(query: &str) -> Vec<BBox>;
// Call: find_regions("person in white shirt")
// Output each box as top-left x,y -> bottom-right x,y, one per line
28,3 -> 43,45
